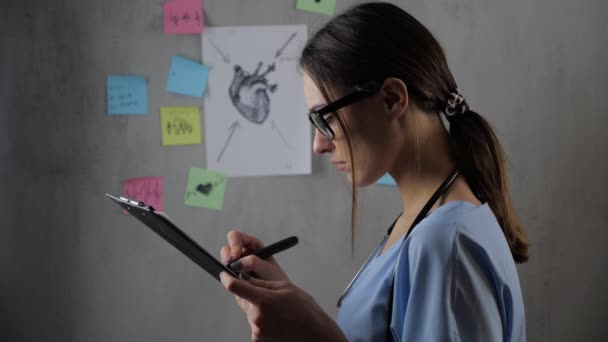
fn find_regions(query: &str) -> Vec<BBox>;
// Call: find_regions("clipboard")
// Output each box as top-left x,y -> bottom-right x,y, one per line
106,194 -> 239,281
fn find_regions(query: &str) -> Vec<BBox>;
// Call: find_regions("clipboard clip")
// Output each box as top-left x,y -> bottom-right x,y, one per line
119,196 -> 155,211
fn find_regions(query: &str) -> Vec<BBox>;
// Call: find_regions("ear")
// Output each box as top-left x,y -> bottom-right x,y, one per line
380,78 -> 409,121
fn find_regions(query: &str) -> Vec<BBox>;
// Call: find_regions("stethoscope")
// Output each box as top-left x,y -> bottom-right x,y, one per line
337,167 -> 461,308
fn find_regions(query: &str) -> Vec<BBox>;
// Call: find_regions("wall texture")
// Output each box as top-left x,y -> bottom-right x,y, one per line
1,0 -> 607,341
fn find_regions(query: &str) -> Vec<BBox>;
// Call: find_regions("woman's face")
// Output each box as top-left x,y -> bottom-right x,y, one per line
303,72 -> 402,186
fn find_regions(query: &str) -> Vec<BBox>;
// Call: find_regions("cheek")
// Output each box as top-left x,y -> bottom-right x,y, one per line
347,116 -> 393,183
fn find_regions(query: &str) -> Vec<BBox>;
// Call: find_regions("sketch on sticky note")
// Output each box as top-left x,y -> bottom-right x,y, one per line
203,26 -> 310,177
184,168 -> 227,210
186,177 -> 223,198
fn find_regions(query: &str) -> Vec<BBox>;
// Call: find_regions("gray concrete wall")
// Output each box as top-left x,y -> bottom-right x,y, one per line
1,0 -> 606,341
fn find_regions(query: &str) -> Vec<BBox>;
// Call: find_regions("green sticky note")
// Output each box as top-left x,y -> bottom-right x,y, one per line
160,106 -> 202,146
296,0 -> 336,16
184,168 -> 227,210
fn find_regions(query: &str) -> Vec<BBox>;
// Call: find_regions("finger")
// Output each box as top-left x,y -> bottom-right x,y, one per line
220,246 -> 231,264
235,295 -> 247,309
235,295 -> 253,315
229,255 -> 274,276
247,276 -> 285,290
226,230 -> 265,260
219,272 -> 266,303
227,230 -> 265,253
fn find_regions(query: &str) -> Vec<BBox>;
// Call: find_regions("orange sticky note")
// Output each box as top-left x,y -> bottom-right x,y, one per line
164,0 -> 204,35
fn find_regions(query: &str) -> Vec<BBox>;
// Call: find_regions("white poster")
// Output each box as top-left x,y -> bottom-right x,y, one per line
202,25 -> 311,177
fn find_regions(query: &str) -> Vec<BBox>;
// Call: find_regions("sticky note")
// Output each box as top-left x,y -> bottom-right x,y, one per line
184,168 -> 227,210
107,75 -> 148,115
377,174 -> 397,186
296,0 -> 336,16
166,55 -> 210,97
160,106 -> 202,146
123,176 -> 164,214
163,0 -> 204,34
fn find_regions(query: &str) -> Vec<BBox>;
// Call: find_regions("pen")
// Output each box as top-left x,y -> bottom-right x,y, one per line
227,236 -> 299,270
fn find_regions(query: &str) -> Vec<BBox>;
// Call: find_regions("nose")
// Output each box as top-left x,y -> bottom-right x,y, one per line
313,128 -> 334,155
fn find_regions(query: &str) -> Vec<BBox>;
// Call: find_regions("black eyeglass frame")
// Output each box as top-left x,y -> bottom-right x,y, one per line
307,82 -> 382,141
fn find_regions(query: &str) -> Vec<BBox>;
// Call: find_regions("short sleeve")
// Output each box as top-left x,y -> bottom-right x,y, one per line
389,223 -> 506,342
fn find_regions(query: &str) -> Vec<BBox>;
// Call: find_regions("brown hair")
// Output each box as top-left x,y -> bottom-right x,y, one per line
299,2 -> 529,263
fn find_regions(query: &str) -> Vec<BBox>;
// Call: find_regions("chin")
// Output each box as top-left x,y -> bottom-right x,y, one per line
345,171 -> 376,187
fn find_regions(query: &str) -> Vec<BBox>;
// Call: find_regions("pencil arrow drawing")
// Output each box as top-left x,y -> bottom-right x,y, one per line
275,32 -> 297,58
271,120 -> 292,151
208,37 -> 231,64
217,120 -> 240,162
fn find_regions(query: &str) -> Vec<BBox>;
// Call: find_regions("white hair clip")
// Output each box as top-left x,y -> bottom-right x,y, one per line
443,88 -> 469,117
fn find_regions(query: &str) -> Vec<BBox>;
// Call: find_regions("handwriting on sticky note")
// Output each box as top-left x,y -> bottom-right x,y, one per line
123,177 -> 164,214
296,0 -> 336,16
107,75 -> 148,115
160,106 -> 202,146
184,168 -> 227,210
164,0 -> 204,34
166,55 -> 210,97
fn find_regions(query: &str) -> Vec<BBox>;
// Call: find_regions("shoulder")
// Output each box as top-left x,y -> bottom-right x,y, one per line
401,201 -> 508,267
396,200 -> 518,291
389,201 -> 525,340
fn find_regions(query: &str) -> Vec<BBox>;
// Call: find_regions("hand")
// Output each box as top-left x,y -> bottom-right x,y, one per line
220,230 -> 289,281
219,273 -> 347,342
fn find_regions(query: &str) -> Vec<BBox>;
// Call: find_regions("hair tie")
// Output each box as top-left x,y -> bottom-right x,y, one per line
443,88 -> 469,118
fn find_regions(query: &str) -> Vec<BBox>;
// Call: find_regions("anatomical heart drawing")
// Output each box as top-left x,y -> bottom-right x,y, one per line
229,62 -> 278,125
202,25 -> 311,177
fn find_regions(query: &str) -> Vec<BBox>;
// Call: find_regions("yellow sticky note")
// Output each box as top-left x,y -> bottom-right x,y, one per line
160,106 -> 202,146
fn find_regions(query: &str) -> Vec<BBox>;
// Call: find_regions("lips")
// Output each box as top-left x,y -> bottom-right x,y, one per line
331,160 -> 347,171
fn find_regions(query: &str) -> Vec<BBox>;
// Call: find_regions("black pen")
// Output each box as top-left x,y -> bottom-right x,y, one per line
227,236 -> 298,269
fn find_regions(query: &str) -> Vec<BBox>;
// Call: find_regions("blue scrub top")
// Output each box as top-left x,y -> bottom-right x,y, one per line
336,201 -> 525,341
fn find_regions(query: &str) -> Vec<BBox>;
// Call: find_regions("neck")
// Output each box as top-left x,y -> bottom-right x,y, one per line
389,111 -> 455,218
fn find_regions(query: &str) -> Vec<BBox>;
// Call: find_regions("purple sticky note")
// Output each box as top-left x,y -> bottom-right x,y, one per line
122,176 -> 164,214
163,0 -> 204,35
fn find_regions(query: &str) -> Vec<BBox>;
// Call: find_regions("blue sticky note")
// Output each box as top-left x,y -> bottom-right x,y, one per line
166,55 -> 210,97
377,173 -> 397,186
107,75 -> 148,115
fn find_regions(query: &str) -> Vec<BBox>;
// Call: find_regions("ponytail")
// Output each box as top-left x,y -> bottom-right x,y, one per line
448,110 -> 529,263
299,1 -> 529,261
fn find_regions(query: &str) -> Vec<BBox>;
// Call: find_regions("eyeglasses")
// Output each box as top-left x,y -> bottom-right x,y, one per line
307,82 -> 381,141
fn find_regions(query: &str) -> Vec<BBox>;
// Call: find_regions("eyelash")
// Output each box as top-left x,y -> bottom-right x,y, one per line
324,113 -> 335,123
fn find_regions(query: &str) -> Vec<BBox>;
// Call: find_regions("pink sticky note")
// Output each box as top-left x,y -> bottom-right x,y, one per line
164,0 -> 204,35
122,176 -> 164,214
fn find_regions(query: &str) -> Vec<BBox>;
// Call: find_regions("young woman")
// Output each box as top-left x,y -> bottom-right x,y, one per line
218,2 -> 528,341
